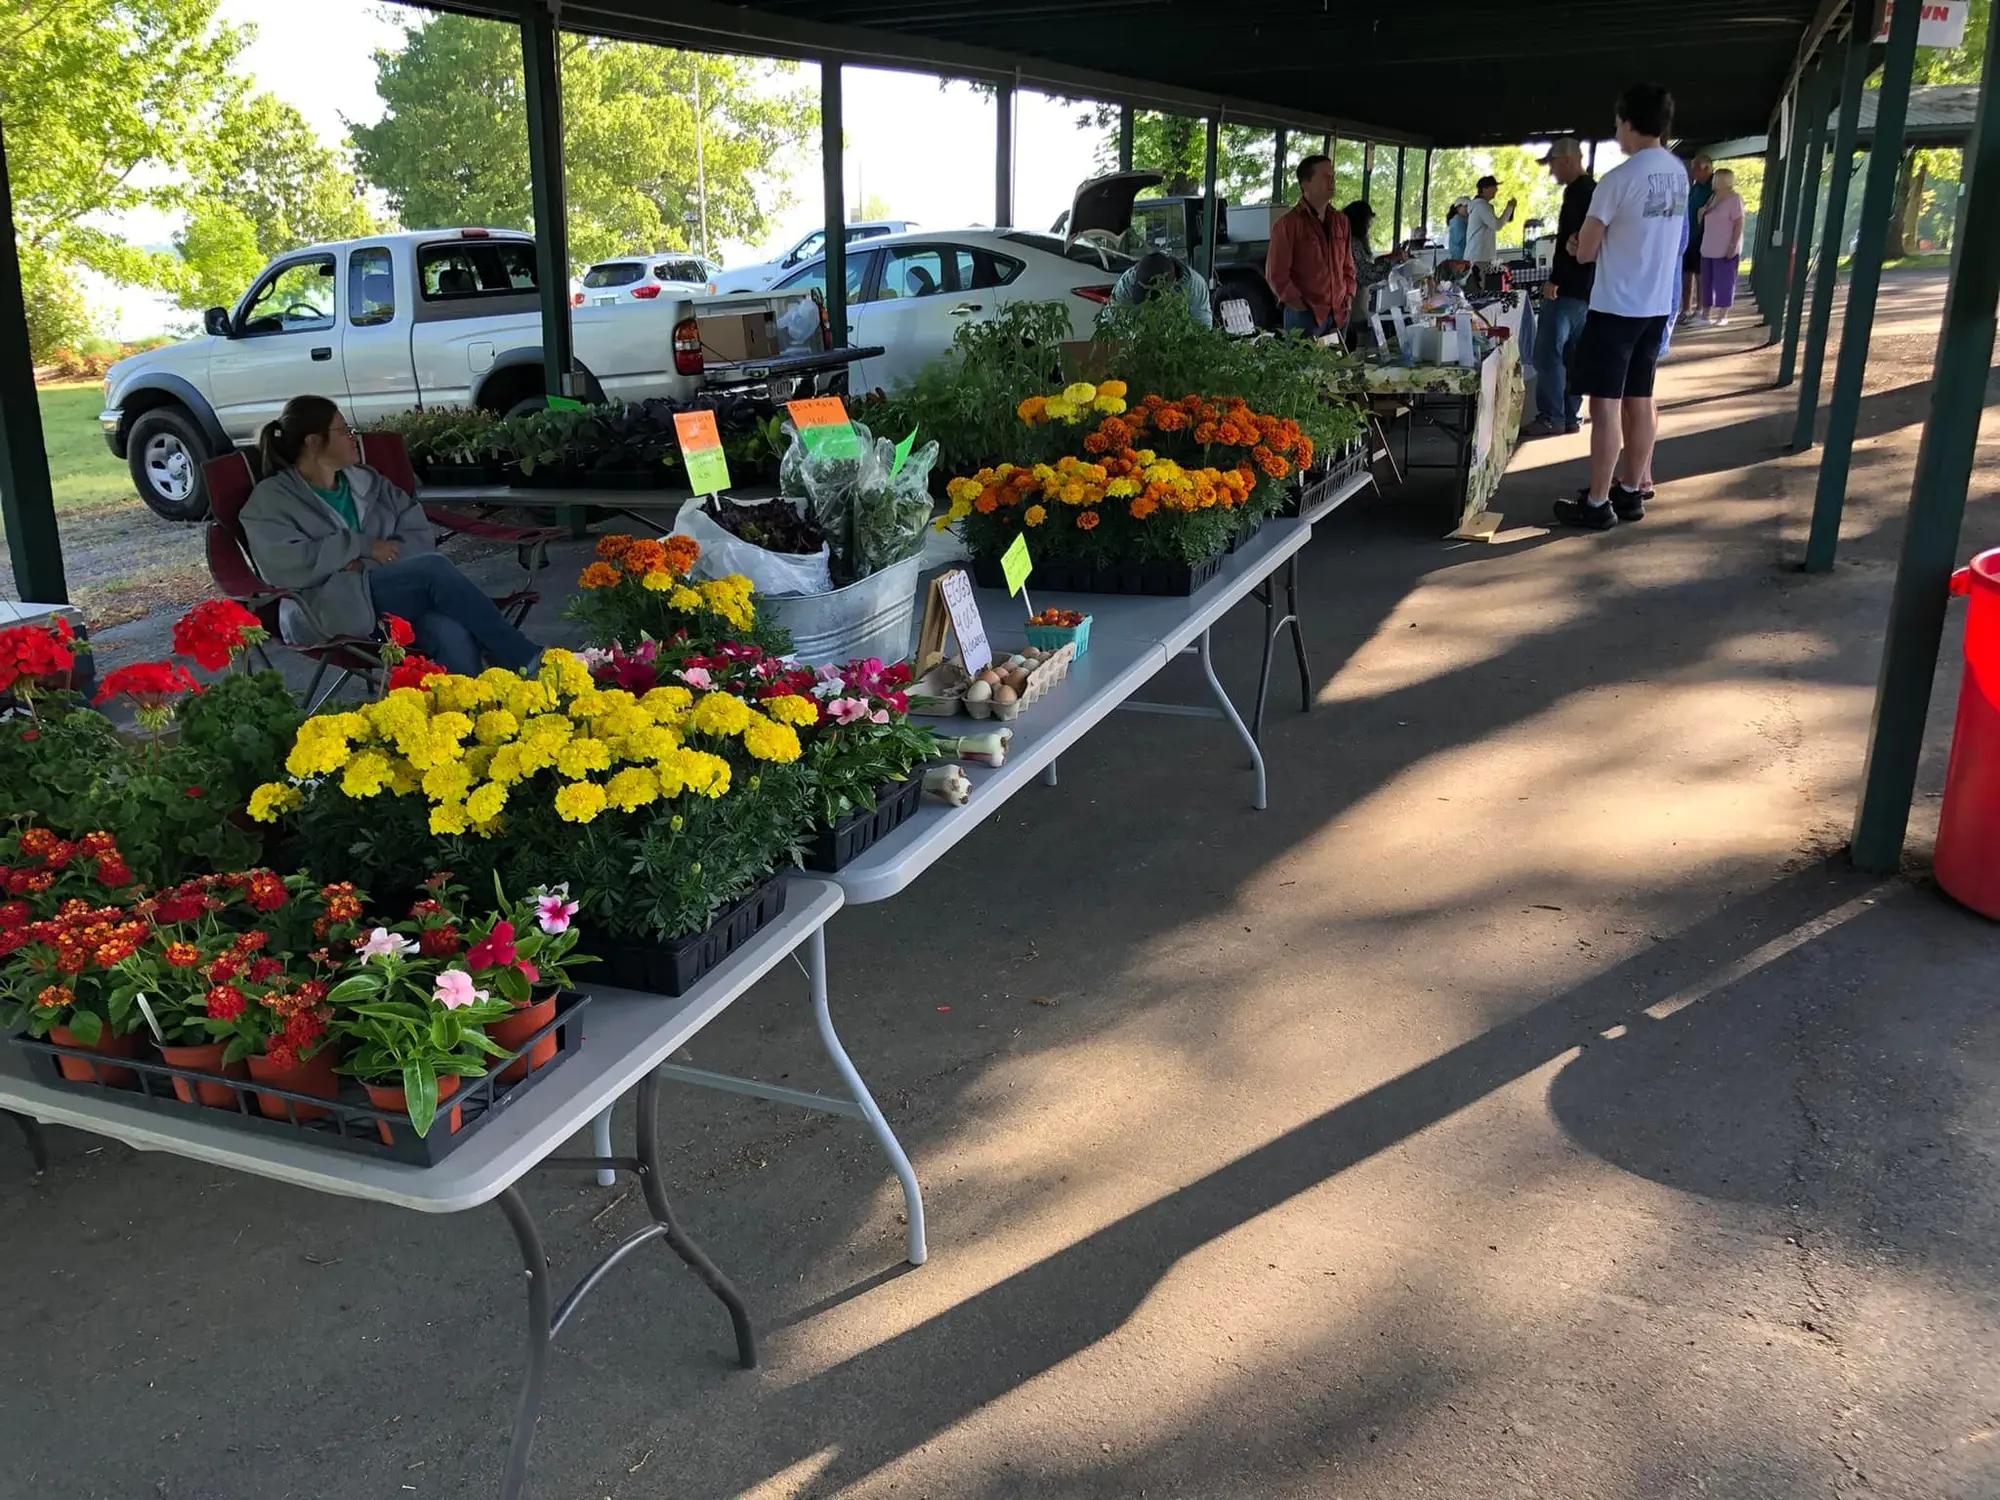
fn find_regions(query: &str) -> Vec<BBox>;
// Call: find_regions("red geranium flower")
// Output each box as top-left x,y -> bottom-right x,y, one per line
171,599 -> 266,672
387,654 -> 447,692
383,614 -> 415,646
0,619 -> 75,695
95,662 -> 202,731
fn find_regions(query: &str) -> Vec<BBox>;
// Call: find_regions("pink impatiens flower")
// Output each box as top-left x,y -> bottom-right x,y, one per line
826,696 -> 873,725
356,927 -> 417,962
680,666 -> 713,690
433,969 -> 489,1009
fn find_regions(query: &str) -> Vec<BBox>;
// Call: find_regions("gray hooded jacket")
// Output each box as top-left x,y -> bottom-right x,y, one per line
241,464 -> 436,643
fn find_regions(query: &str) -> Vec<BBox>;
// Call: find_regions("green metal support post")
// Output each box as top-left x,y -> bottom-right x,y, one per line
1805,0 -> 1922,573
1778,63 -> 1832,387
1362,140 -> 1374,199
995,79 -> 1016,228
1421,149 -> 1433,239
1752,120 -> 1787,325
1200,115 -> 1221,279
1850,12 -> 2000,871
821,61 -> 847,347
0,117 -> 66,603
1792,18 -> 1874,451
1392,146 -> 1406,245
1768,91 -> 1811,328
1118,106 -> 1134,172
1272,128 -> 1288,204
519,1 -> 573,403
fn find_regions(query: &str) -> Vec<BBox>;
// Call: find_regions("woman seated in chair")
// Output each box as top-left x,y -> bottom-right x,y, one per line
242,395 -> 540,679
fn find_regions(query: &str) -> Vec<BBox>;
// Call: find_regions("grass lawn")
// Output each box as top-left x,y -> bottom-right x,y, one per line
36,381 -> 137,512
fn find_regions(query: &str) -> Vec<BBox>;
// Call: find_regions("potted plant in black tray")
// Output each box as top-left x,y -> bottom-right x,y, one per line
584,400 -> 683,489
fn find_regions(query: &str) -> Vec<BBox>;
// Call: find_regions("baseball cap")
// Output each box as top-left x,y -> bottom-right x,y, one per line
1540,137 -> 1584,164
1476,175 -> 1499,190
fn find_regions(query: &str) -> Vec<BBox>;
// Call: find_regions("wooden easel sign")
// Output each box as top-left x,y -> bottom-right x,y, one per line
916,568 -> 992,675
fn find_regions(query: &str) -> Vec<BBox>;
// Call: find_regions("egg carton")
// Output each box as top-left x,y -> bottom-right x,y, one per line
962,641 -> 1076,721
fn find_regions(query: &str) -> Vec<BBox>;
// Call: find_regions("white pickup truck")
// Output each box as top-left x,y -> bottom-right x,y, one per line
101,228 -> 861,519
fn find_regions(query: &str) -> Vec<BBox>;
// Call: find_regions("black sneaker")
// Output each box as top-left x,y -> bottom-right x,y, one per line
1564,420 -> 1582,434
1521,416 -> 1562,439
1611,483 -> 1646,522
1554,493 -> 1617,531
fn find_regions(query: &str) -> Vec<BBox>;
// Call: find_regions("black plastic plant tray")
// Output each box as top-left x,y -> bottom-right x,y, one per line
803,775 -> 923,872
972,551 -> 1225,597
592,876 -> 789,997
9,992 -> 591,1168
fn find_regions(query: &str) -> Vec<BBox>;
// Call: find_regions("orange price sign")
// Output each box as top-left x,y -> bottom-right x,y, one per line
672,408 -> 731,495
785,395 -> 850,429
786,395 -> 862,459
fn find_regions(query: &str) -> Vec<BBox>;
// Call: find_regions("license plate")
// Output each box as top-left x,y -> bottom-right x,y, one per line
595,296 -> 618,306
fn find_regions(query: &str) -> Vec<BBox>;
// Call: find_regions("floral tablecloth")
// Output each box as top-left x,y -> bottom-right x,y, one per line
1325,342 -> 1524,524
1324,361 -> 1483,397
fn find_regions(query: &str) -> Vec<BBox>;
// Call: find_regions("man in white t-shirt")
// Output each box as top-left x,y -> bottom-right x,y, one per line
1465,175 -> 1515,265
1554,83 -> 1688,532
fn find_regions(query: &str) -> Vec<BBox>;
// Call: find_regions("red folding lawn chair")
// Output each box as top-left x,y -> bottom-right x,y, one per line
201,451 -> 537,712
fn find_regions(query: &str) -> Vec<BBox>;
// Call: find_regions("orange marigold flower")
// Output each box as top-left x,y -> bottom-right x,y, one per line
1076,509 -> 1100,531
1260,453 -> 1292,479
621,539 -> 669,575
1216,423 -> 1243,445
1129,495 -> 1158,520
1154,406 -> 1189,432
662,535 -> 702,575
974,492 -> 1000,514
1295,437 -> 1315,468
1194,422 -> 1218,444
579,562 -> 621,589
1024,504 -> 1047,526
1083,431 -> 1110,454
596,534 -> 635,562
1097,417 -> 1130,446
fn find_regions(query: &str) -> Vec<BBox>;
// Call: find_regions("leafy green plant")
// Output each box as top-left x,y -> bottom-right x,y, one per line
327,944 -> 511,1136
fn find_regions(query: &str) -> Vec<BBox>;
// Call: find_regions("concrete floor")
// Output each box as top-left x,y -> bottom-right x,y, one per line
4,270 -> 1998,1500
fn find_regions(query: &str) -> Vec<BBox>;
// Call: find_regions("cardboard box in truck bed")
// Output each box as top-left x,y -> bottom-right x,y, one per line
702,310 -> 780,363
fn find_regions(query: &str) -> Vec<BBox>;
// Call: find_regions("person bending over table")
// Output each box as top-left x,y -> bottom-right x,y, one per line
1109,249 -> 1213,326
242,394 -> 541,677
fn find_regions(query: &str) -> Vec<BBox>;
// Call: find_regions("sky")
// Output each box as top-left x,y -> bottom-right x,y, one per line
99,0 -> 1105,334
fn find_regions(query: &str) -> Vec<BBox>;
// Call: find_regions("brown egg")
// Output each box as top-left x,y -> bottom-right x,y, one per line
993,683 -> 1019,705
978,668 -> 1003,685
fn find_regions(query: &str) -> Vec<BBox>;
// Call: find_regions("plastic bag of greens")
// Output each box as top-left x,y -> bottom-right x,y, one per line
779,418 -> 936,588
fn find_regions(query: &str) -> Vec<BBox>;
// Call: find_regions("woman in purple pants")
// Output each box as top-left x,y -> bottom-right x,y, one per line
1697,168 -> 1745,324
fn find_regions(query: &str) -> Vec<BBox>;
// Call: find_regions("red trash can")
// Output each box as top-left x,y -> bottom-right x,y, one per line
1933,548 -> 2000,915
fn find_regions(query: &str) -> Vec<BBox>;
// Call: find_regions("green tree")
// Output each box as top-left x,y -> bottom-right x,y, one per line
1427,146 -> 1567,244
1887,0 -> 1987,257
1085,108 -> 1278,202
350,13 -> 816,267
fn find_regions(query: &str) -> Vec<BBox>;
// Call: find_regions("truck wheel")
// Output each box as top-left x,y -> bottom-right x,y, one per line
128,406 -> 213,521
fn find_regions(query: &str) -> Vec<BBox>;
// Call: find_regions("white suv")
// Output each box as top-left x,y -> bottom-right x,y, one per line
575,254 -> 722,306
711,221 -> 918,294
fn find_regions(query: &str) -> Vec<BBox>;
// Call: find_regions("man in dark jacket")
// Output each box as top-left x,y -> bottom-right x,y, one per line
1524,137 -> 1596,438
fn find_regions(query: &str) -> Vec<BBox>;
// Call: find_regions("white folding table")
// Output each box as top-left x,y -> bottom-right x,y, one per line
0,880 -> 890,1500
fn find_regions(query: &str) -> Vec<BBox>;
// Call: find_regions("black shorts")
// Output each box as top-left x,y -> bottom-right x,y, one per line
1681,243 -> 1703,275
1575,311 -> 1669,400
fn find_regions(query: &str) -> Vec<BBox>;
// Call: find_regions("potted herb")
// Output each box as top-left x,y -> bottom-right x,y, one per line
327,933 -> 511,1141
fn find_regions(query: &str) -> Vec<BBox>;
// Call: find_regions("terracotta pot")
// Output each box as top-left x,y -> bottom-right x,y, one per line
245,1046 -> 340,1122
48,1024 -> 143,1087
487,996 -> 558,1084
157,1040 -> 248,1109
363,1072 -> 463,1146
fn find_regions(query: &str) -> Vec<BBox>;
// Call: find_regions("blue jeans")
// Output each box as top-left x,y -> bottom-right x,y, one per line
368,551 -> 538,678
1534,294 -> 1590,426
1283,306 -> 1340,337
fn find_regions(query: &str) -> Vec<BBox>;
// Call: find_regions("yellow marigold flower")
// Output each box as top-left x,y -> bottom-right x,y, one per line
1025,504 -> 1047,526
568,688 -> 611,719
487,743 -> 527,786
1062,381 -> 1096,405
340,750 -> 393,799
1096,379 -> 1127,399
669,585 -> 703,613
677,749 -> 732,798
593,703 -> 651,741
1016,395 -> 1047,423
387,757 -> 421,796
689,691 -> 753,737
429,802 -> 471,837
285,737 -> 348,779
474,709 -> 520,745
605,766 -> 659,812
422,762 -> 474,804
946,476 -> 981,504
429,674 -> 493,713
641,571 -> 674,592
503,678 -> 552,718
465,781 -> 508,823
642,684 -> 693,719
555,737 -> 612,778
1093,395 -> 1127,415
1043,397 -> 1075,422
460,745 -> 494,780
553,780 -> 607,824
1106,477 -> 1140,498
247,782 -> 300,823
431,711 -> 473,743
740,713 -> 801,764
626,724 -> 681,762
766,694 -> 818,727
520,714 -> 574,746
536,648 -> 593,697
516,740 -> 557,774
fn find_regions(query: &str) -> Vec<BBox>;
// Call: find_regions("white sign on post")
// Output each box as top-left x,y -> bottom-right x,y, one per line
1876,0 -> 1968,47
937,568 -> 993,676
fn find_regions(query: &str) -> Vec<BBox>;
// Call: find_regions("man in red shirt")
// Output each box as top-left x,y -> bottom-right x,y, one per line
1265,154 -> 1356,337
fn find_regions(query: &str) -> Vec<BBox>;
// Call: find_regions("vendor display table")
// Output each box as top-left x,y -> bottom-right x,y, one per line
1328,340 -> 1524,527
0,882 -> 897,1500
421,481 -> 704,537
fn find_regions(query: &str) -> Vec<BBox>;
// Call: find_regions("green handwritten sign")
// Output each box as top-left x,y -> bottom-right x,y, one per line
545,394 -> 586,411
672,409 -> 732,496
891,428 -> 919,477
1000,532 -> 1033,597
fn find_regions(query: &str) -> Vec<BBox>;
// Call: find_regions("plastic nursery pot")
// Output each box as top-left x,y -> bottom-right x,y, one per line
245,1046 -> 341,1122
487,995 -> 558,1084
362,1072 -> 464,1147
48,1025 -> 143,1087
157,1040 -> 249,1109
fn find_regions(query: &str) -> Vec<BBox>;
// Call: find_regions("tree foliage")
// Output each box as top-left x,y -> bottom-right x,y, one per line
0,0 -> 378,353
350,13 -> 817,266
1085,108 -> 1281,204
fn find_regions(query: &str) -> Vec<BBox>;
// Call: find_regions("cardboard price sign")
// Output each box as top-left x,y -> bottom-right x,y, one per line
672,409 -> 732,496
786,395 -> 862,460
915,567 -> 992,676
1000,532 -> 1034,597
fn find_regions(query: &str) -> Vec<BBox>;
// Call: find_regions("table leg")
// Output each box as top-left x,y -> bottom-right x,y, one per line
807,926 -> 928,1265
591,1107 -> 615,1187
1287,554 -> 1313,715
495,1187 -> 554,1500
5,1110 -> 47,1175
635,1072 -> 759,1368
1042,760 -> 1059,788
1199,627 -> 1267,811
